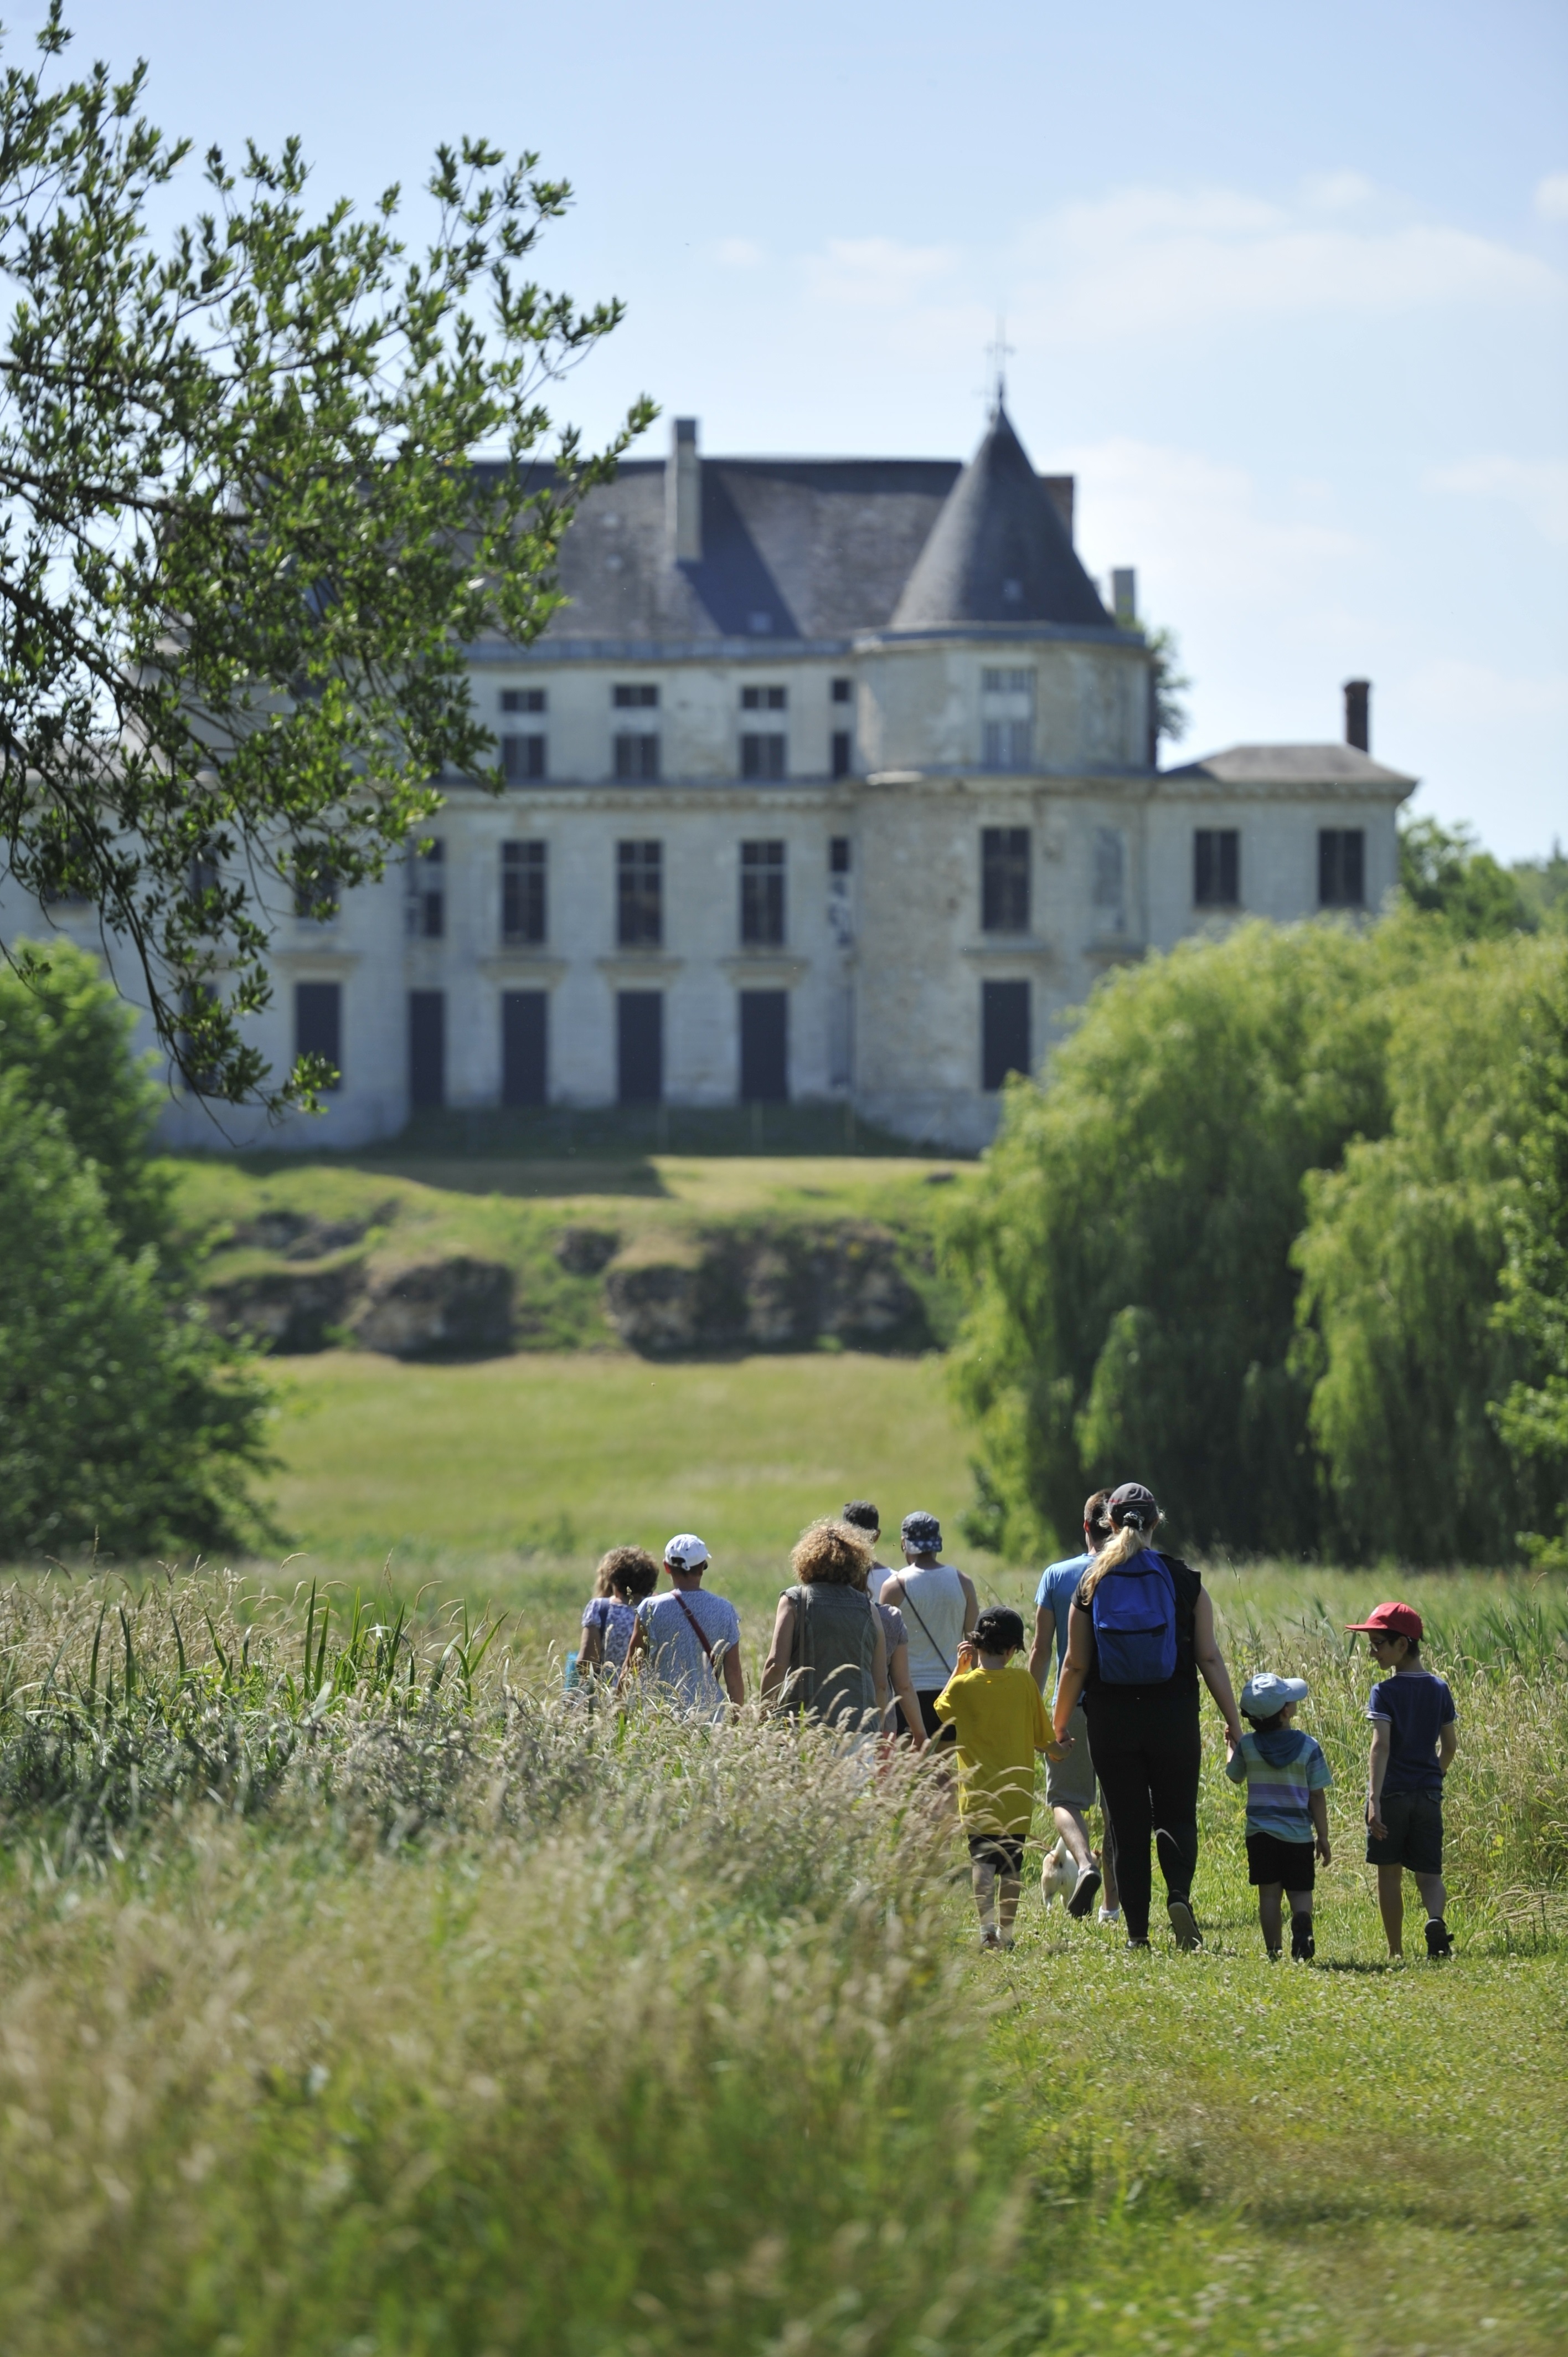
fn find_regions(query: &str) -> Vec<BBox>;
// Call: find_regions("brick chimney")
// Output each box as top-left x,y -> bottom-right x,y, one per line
666,416 -> 701,563
1344,678 -> 1370,753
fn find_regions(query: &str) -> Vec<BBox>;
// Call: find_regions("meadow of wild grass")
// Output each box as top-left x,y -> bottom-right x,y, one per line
0,1562 -> 1564,2354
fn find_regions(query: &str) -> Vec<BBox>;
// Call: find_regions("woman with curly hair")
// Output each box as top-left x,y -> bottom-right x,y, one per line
578,1545 -> 661,1677
760,1519 -> 888,1733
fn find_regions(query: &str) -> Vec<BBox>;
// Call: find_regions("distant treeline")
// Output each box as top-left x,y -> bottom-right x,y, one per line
950,825 -> 1568,1570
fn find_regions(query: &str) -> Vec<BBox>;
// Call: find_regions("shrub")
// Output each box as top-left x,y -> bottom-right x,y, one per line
0,1081 -> 272,1558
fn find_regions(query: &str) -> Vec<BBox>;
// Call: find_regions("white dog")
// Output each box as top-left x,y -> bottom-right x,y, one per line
1039,1838 -> 1080,1910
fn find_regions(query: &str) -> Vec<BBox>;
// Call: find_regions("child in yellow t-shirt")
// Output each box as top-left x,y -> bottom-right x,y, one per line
933,1606 -> 1053,1951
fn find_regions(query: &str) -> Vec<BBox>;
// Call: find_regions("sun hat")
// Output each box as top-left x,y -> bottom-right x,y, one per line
901,1510 -> 942,1552
1107,1481 -> 1159,1529
664,1532 -> 710,1572
1240,1671 -> 1309,1720
1344,1600 -> 1422,1641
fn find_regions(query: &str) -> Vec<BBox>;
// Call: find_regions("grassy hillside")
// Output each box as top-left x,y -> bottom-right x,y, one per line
170,1151 -> 973,1355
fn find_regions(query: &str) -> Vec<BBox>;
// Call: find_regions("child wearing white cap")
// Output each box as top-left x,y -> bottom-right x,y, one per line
1225,1673 -> 1332,1961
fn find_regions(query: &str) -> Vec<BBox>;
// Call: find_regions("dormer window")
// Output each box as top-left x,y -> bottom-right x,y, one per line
741,686 -> 787,711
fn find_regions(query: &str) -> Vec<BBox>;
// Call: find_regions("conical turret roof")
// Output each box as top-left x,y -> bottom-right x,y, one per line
890,405 -> 1111,631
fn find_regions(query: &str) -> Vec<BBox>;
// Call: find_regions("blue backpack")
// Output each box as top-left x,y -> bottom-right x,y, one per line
1091,1550 -> 1178,1685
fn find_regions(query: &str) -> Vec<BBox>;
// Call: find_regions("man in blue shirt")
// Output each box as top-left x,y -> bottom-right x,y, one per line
1028,1488 -> 1119,1923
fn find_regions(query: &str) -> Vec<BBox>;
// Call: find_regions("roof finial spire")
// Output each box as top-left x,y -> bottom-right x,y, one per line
986,315 -> 1014,415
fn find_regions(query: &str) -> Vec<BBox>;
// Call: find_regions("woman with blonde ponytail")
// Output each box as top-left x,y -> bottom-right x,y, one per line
1051,1481 -> 1242,1953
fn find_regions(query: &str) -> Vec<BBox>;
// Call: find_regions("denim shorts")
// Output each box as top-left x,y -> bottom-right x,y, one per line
1366,1787 -> 1444,1874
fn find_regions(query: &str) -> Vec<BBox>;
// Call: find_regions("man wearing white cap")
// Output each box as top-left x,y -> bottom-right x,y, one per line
1224,1672 -> 1332,1961
617,1533 -> 745,1718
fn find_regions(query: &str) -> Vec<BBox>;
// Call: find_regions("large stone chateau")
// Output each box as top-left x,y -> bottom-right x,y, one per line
32,404 -> 1417,1152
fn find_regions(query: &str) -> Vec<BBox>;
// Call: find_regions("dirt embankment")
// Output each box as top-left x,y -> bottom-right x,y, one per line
205,1208 -> 938,1361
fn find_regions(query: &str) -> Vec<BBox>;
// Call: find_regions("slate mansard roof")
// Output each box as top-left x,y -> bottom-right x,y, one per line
474,406 -> 1119,655
1163,744 -> 1417,793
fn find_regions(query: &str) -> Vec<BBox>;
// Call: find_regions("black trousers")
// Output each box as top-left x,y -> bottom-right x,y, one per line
1084,1687 -> 1201,1942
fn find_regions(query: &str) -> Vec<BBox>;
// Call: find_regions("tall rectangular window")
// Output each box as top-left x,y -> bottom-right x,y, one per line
1093,825 -> 1126,927
405,837 -> 445,938
831,730 -> 853,779
980,667 -> 1034,773
829,837 -> 852,875
981,980 -> 1030,1092
982,718 -> 1033,770
408,990 -> 445,1109
981,827 -> 1031,933
501,991 -> 548,1106
740,840 -> 786,945
502,733 -> 546,783
613,731 -> 661,780
739,990 -> 788,1103
617,992 -> 663,1103
741,685 -> 787,711
741,731 -> 787,779
1194,828 -> 1240,908
295,981 -> 342,1090
502,687 -> 546,714
831,676 -> 853,704
1318,828 -> 1365,909
501,841 -> 547,945
617,839 -> 663,946
612,683 -> 658,708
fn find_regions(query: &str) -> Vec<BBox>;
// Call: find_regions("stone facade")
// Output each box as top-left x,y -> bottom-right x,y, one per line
8,406 -> 1416,1153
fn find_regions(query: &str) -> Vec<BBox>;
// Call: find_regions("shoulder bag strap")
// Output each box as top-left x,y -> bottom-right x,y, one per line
673,1591 -> 721,1668
898,1576 -> 954,1681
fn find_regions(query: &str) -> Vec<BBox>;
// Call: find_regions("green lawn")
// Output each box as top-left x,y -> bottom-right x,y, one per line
264,1344 -> 971,1591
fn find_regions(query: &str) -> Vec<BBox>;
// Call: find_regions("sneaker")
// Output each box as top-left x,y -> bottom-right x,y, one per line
1097,1905 -> 1121,1926
1166,1898 -> 1203,1952
1425,1918 -> 1453,1960
1290,1916 -> 1315,1963
979,1924 -> 1000,1951
1066,1865 -> 1103,1920
1126,1936 -> 1151,1951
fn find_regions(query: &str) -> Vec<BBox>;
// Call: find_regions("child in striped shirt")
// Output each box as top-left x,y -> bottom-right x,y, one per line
1225,1672 -> 1332,1961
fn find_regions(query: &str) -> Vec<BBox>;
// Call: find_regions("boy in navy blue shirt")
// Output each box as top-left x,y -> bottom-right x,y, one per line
1345,1601 -> 1458,1960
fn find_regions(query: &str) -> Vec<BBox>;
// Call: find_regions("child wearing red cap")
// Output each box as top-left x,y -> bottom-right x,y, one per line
1345,1601 -> 1458,1960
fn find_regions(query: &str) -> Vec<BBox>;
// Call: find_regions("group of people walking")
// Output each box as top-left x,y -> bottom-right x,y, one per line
571,1481 -> 1459,1962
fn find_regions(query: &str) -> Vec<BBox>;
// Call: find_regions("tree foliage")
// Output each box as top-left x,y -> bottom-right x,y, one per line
0,8 -> 652,1110
947,922 -> 1393,1561
949,916 -> 1567,1568
1400,815 -> 1536,939
1494,942 -> 1568,1567
1291,939 -> 1552,1565
0,940 -> 272,1558
0,936 -> 168,1249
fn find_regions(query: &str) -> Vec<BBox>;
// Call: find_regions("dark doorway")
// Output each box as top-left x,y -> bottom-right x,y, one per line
501,990 -> 548,1106
739,989 -> 788,1102
409,990 -> 445,1108
981,980 -> 1030,1091
617,991 -> 663,1103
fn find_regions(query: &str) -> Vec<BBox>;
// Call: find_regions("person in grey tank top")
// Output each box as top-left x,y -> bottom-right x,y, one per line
760,1519 -> 888,1733
876,1511 -> 978,1741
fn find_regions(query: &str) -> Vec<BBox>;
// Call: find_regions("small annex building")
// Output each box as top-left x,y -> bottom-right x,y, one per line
26,404 -> 1417,1152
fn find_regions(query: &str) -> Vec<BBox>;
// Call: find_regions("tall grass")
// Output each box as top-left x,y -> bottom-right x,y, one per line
1,1571 -> 1565,2353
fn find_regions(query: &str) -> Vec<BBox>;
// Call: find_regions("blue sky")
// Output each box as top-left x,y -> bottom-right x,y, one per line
39,0 -> 1568,857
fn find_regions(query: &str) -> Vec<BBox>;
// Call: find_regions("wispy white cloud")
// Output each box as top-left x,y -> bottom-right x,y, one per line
1535,172 -> 1568,223
788,178 -> 1562,363
1430,455 -> 1568,547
